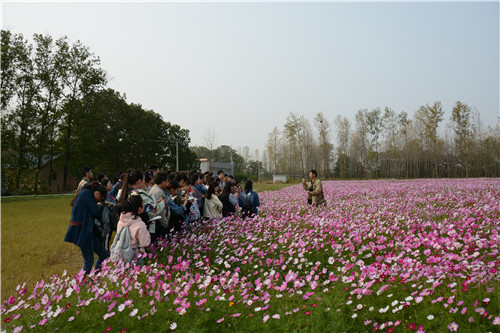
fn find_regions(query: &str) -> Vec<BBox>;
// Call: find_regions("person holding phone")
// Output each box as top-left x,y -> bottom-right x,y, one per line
302,169 -> 326,206
118,169 -> 164,232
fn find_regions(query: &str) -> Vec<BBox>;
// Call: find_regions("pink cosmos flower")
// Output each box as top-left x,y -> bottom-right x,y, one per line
103,312 -> 115,320
447,322 -> 458,331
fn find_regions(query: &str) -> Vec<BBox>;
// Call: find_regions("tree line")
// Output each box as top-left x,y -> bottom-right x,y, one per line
1,30 -> 198,195
266,103 -> 500,179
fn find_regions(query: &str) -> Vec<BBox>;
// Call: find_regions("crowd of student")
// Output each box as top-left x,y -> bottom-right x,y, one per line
64,165 -> 260,275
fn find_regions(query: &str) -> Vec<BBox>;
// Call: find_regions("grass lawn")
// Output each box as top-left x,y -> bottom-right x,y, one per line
0,183 -> 288,299
1,196 -> 82,299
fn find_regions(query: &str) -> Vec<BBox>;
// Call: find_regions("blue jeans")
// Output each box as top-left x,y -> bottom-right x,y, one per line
81,235 -> 109,275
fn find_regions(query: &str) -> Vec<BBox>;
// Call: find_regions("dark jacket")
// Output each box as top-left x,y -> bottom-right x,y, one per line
64,189 -> 102,249
219,193 -> 236,217
238,190 -> 260,217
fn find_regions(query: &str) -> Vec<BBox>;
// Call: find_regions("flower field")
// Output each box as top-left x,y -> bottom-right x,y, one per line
2,179 -> 499,332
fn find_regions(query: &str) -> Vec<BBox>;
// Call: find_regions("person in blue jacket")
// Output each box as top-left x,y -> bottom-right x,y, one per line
238,179 -> 261,218
64,182 -> 108,276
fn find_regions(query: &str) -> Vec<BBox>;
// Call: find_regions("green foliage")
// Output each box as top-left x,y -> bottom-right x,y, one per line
1,30 -> 199,193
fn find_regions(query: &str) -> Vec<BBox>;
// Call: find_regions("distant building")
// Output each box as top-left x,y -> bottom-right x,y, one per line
273,175 -> 287,183
39,155 -> 79,193
199,159 -> 233,175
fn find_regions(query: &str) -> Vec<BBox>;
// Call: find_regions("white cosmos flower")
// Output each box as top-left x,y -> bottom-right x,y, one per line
379,306 -> 389,313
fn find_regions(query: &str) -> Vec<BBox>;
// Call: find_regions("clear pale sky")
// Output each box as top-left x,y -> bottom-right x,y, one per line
3,1 -> 499,156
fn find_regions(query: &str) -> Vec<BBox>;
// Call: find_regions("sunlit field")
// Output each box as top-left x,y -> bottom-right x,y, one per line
1,179 -> 499,332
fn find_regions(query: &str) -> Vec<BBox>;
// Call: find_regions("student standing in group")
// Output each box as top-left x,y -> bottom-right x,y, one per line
108,172 -> 124,201
144,170 -> 155,192
219,182 -> 238,217
164,179 -> 193,234
116,194 -> 151,265
203,181 -> 223,219
149,171 -> 170,240
64,182 -> 108,276
77,166 -> 93,191
216,170 -> 226,192
118,169 -> 163,230
302,169 -> 326,206
233,179 -> 243,197
239,179 -> 261,218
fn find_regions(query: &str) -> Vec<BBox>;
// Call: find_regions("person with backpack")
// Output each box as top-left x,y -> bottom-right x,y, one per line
118,169 -> 161,232
238,179 -> 261,218
64,181 -> 108,276
112,194 -> 151,264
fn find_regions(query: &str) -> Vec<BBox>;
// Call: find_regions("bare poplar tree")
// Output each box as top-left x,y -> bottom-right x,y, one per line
314,112 -> 333,178
203,127 -> 217,161
334,115 -> 350,179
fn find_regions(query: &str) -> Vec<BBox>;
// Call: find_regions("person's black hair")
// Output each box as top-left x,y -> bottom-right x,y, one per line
175,173 -> 188,184
149,164 -> 159,171
189,173 -> 199,186
167,173 -> 176,182
119,169 -> 144,211
114,171 -> 125,184
166,180 -> 179,191
122,194 -> 144,218
221,181 -> 234,197
206,181 -> 218,200
244,179 -> 253,193
217,170 -> 224,175
102,179 -> 111,188
154,171 -> 169,185
82,166 -> 92,177
144,169 -> 154,184
97,173 -> 106,183
70,181 -> 106,206
310,169 -> 318,177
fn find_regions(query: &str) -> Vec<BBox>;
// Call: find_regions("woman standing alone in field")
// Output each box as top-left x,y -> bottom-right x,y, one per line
64,182 -> 108,276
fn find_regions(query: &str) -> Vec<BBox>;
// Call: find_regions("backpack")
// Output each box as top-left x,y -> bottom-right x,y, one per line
110,226 -> 137,263
241,192 -> 253,217
187,201 -> 201,222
